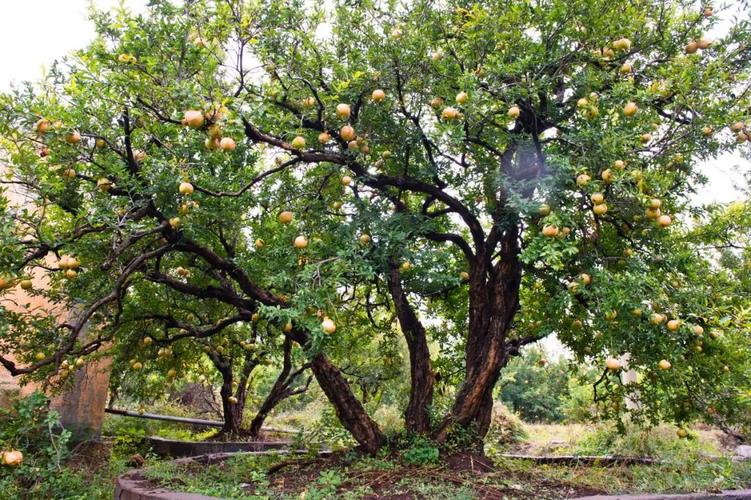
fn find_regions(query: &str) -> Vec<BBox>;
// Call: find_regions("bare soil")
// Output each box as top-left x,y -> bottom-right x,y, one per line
254,451 -> 607,499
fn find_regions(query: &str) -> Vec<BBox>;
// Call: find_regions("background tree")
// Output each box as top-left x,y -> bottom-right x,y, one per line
499,348 -> 571,423
107,288 -> 313,437
678,189 -> 751,440
0,0 -> 750,455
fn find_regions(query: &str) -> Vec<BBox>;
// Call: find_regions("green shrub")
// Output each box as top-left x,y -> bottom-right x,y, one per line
309,469 -> 344,498
401,436 -> 440,465
0,391 -> 117,499
486,402 -> 528,451
561,374 -> 598,423
309,406 -> 356,450
0,392 -> 69,477
372,404 -> 404,437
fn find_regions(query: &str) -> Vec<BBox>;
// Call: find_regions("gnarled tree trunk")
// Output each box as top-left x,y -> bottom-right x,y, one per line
310,354 -> 385,453
434,227 -> 522,446
210,352 -> 257,436
387,262 -> 434,434
214,356 -> 242,435
248,338 -> 311,437
285,329 -> 385,454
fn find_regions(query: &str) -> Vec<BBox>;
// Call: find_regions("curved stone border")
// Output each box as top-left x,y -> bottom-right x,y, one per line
116,470 -> 217,500
146,436 -> 294,457
116,453 -> 235,500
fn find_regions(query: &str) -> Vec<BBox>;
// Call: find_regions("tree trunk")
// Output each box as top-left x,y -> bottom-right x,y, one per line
248,396 -> 275,438
248,338 -> 310,438
210,354 -> 244,436
234,353 -> 257,426
283,328 -> 385,453
387,263 -> 433,434
220,371 -> 243,435
434,227 -> 522,446
310,353 -> 385,454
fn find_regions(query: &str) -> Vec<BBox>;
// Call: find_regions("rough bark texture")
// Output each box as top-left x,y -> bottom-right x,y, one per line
248,338 -> 311,437
309,353 -> 385,454
434,214 -> 522,445
387,263 -> 434,434
209,354 -> 248,436
233,354 -> 256,420
430,143 -> 538,446
281,327 -> 385,453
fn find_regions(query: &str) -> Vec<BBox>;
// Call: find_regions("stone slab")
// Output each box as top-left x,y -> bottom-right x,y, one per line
146,436 -> 295,457
115,471 -> 219,500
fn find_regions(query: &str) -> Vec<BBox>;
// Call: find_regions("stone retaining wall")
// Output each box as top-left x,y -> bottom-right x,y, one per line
146,436 -> 295,457
115,470 -> 218,500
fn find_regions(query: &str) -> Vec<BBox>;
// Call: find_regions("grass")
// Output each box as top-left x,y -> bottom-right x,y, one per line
10,419 -> 746,499
516,423 -> 590,454
102,411 -> 219,444
143,452 -> 280,498
503,457 -> 751,495
513,421 -> 730,458
492,421 -> 751,496
0,446 -> 132,500
389,476 -> 476,499
133,423 -> 751,499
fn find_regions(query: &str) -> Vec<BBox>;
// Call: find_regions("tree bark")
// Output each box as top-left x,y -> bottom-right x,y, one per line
309,353 -> 386,454
234,353 -> 257,420
281,327 -> 385,453
387,262 -> 434,434
248,338 -> 310,438
434,227 -> 522,446
210,354 -> 246,436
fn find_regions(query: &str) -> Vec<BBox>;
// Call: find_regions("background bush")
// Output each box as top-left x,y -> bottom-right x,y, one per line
0,392 -> 117,498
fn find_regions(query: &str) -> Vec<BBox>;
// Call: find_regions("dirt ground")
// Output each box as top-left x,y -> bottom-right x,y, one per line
252,451 -> 607,499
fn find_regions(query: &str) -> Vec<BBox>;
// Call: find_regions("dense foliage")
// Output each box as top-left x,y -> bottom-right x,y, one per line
0,392 -> 97,498
500,349 -> 577,423
1,0 -> 750,454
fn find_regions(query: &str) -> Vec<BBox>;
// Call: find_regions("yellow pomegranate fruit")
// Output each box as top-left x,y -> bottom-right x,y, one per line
606,357 -> 622,371
278,211 -> 294,224
336,103 -> 351,119
340,125 -> 356,141
183,110 -> 204,128
179,182 -> 194,196
321,317 -> 337,334
1,450 -> 23,467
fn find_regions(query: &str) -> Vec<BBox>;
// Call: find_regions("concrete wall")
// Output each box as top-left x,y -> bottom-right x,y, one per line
1,167 -> 112,441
